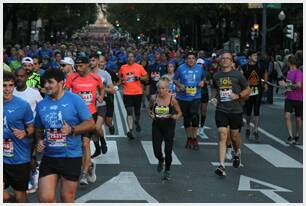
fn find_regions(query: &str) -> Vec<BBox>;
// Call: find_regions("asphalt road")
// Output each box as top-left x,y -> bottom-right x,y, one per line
27,90 -> 303,203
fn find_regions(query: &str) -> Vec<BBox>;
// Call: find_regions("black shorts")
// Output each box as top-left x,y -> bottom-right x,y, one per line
106,96 -> 114,118
215,110 -> 243,130
178,99 -> 201,118
83,112 -> 98,139
4,162 -> 31,191
97,105 -> 107,118
201,92 -> 209,103
244,94 -> 262,116
39,156 -> 82,182
123,94 -> 142,116
285,99 -> 303,117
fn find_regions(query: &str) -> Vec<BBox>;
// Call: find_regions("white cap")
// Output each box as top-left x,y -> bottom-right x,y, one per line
212,53 -> 217,57
196,58 -> 205,65
21,57 -> 34,65
60,57 -> 75,66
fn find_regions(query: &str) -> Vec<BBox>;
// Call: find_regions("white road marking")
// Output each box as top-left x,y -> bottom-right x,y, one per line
76,172 -> 158,203
113,92 -> 125,136
199,142 -> 218,146
141,141 -> 182,165
238,175 -> 292,203
211,162 -> 244,167
116,91 -> 129,132
244,144 -> 302,168
90,141 -> 120,164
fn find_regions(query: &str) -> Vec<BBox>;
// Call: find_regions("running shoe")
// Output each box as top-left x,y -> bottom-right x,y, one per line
293,136 -> 300,145
157,158 -> 164,173
80,173 -> 89,185
193,138 -> 199,150
185,137 -> 192,149
287,136 -> 294,144
109,126 -> 115,135
87,162 -> 97,183
245,129 -> 250,139
253,131 -> 260,142
163,170 -> 171,180
127,131 -> 134,140
91,149 -> 101,158
100,138 -> 108,154
215,165 -> 226,177
232,151 -> 241,168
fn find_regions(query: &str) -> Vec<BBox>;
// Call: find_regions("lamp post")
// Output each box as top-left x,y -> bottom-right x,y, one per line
261,5 -> 286,54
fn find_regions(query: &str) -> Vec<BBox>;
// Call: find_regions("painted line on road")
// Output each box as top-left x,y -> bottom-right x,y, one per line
211,162 -> 244,167
243,119 -> 289,147
296,145 -> 303,150
199,142 -> 218,146
90,141 -> 120,164
114,91 -> 125,137
244,144 -> 302,168
116,91 -> 129,133
76,172 -> 158,203
141,141 -> 182,165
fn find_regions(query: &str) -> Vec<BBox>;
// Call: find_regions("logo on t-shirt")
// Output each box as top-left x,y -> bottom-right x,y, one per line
248,70 -> 259,85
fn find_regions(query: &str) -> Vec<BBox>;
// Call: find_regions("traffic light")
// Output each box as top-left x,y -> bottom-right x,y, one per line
285,24 -> 294,39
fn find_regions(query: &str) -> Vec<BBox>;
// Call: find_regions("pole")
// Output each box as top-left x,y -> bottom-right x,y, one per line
261,3 -> 267,54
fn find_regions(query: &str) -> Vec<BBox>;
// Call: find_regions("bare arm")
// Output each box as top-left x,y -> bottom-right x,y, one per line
147,95 -> 156,119
171,97 -> 182,120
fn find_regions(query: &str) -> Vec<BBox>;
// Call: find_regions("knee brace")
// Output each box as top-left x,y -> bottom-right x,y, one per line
191,114 -> 199,127
126,107 -> 133,116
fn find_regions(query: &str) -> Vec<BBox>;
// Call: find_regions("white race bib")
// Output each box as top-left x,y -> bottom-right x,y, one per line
220,89 -> 232,102
47,129 -> 67,147
4,139 -> 14,157
79,91 -> 93,105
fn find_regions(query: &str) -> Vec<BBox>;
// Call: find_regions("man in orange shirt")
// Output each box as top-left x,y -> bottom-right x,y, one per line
119,51 -> 148,139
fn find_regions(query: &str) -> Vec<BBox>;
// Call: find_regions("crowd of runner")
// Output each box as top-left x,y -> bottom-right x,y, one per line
3,39 -> 303,202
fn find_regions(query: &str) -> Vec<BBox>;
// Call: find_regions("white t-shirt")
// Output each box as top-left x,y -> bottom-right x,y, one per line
13,87 -> 43,116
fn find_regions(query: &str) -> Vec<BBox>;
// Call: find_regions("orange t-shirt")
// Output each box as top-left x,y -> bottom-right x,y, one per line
65,72 -> 103,114
119,63 -> 147,95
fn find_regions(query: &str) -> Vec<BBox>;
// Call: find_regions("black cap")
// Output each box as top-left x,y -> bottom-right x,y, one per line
75,56 -> 89,64
247,50 -> 257,57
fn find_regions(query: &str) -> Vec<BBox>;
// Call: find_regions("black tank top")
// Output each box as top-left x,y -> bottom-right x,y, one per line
153,95 -> 174,119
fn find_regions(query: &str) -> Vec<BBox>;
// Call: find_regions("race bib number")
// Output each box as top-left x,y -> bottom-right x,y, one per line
155,106 -> 170,115
186,87 -> 197,96
47,129 -> 67,147
79,91 -> 93,105
4,139 -> 14,158
220,89 -> 232,102
250,86 -> 259,96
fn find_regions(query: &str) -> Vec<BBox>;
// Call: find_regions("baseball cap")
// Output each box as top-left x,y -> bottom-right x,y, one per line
196,58 -> 205,65
21,57 -> 34,65
60,57 -> 75,66
75,56 -> 89,64
212,53 -> 217,57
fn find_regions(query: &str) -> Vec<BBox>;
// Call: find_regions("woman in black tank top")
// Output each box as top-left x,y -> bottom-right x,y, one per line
147,77 -> 182,180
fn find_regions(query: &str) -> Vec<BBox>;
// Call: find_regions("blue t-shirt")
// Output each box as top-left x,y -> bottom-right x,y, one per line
38,48 -> 53,58
174,63 -> 205,101
4,96 -> 34,164
35,91 -> 92,158
50,60 -> 61,70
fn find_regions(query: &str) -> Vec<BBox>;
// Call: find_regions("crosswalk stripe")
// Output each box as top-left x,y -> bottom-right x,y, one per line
113,92 -> 125,137
244,144 -> 302,168
211,162 -> 244,167
141,141 -> 182,165
115,91 -> 129,133
199,142 -> 218,146
90,141 -> 120,164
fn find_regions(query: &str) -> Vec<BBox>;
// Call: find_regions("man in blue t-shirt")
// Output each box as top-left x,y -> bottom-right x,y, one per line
35,69 -> 95,203
3,71 -> 35,203
173,51 -> 205,150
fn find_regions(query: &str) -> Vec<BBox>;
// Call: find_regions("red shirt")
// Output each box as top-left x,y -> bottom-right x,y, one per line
119,63 -> 147,95
65,72 -> 103,114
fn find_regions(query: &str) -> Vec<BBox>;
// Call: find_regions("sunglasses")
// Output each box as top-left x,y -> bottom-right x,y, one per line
60,64 -> 67,67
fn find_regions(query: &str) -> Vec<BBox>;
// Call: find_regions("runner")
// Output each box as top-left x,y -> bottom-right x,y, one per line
60,57 -> 75,77
90,53 -> 115,158
118,51 -> 148,139
211,50 -> 251,177
173,51 -> 205,150
147,77 -> 182,180
22,57 -> 41,91
163,61 -> 177,96
65,56 -> 105,186
241,50 -> 268,142
4,71 -> 35,203
35,69 -> 95,202
278,55 -> 303,144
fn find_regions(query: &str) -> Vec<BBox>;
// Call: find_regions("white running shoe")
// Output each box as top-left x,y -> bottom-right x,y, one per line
87,161 -> 97,183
